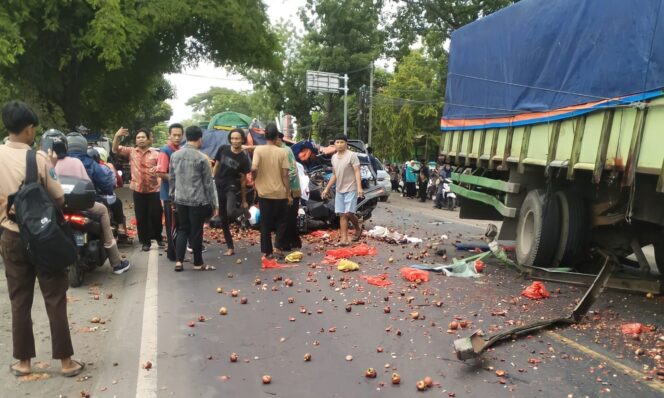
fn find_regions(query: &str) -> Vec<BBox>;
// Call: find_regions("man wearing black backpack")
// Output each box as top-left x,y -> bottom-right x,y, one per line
0,101 -> 84,378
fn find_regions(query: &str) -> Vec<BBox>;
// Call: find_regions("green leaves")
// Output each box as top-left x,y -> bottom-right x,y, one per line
373,50 -> 443,160
0,0 -> 279,129
186,87 -> 277,123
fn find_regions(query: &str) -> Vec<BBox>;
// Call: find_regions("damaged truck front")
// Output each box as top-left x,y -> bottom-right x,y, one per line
440,0 -> 664,288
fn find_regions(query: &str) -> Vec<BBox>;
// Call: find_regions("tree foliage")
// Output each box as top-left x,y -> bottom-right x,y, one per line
186,87 -> 277,123
0,0 -> 279,131
243,1 -> 385,143
372,50 -> 443,161
388,0 -> 516,60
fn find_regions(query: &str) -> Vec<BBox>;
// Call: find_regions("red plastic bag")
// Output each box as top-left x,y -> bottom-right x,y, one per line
309,230 -> 328,238
400,267 -> 429,282
620,323 -> 653,335
261,257 -> 298,269
474,260 -> 485,273
360,274 -> 393,287
326,244 -> 377,260
521,281 -> 550,299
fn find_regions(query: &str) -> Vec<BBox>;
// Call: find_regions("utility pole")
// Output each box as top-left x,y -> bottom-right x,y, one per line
368,62 -> 374,146
343,73 -> 349,135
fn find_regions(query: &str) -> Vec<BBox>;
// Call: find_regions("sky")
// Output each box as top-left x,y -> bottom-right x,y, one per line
165,0 -> 307,123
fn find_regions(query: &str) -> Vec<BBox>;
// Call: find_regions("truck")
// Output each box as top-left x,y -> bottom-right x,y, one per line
439,0 -> 664,288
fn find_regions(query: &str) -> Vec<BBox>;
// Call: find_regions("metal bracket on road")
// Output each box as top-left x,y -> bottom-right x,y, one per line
454,249 -> 615,360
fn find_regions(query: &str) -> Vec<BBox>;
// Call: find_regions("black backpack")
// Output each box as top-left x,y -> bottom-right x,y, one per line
7,150 -> 77,273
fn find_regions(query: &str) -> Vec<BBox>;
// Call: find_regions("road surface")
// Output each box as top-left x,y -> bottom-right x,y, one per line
0,193 -> 662,397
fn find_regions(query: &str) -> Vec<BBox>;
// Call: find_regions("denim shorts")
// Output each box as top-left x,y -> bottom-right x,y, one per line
335,190 -> 358,214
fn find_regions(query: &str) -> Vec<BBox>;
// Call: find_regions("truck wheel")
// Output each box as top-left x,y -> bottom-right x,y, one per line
516,189 -> 561,267
654,239 -> 664,276
553,190 -> 588,267
68,261 -> 84,288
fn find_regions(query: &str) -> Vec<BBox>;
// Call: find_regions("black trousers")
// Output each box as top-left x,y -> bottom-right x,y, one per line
283,198 -> 302,250
108,198 -> 126,225
418,180 -> 428,201
405,182 -> 416,197
133,191 -> 163,245
258,197 -> 288,255
175,204 -> 211,266
163,200 -> 176,259
217,184 -> 241,250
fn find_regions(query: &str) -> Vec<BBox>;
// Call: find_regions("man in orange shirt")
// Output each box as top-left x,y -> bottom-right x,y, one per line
112,127 -> 163,251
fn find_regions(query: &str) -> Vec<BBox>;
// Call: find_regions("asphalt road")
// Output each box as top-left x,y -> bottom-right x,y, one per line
0,193 -> 662,397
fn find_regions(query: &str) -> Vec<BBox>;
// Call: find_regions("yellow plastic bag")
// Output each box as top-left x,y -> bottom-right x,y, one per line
337,259 -> 359,272
285,251 -> 304,263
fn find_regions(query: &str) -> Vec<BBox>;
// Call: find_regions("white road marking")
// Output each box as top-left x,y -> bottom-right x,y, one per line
135,248 -> 159,397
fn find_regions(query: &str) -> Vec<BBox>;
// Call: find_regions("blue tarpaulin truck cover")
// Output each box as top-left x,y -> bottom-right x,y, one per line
441,0 -> 664,131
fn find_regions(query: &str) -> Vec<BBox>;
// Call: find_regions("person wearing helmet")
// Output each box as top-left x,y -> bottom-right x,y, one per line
66,133 -> 116,196
41,129 -> 69,160
52,132 -> 130,275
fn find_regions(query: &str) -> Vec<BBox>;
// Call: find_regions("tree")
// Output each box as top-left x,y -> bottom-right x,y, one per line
0,1 -> 279,131
299,0 -> 386,142
186,87 -> 277,123
243,1 -> 386,144
388,0 -> 516,61
372,50 -> 443,161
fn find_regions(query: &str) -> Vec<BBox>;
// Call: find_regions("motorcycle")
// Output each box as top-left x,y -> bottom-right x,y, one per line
60,176 -> 110,287
441,178 -> 457,211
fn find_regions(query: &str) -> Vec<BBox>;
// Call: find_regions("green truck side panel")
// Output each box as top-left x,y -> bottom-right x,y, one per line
440,97 -> 664,177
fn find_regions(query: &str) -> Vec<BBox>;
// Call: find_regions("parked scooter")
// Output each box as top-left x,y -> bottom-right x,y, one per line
441,178 -> 457,211
60,176 -> 109,287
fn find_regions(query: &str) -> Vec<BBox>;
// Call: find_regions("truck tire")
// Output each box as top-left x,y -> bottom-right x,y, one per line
553,190 -> 588,267
516,189 -> 561,267
654,239 -> 664,277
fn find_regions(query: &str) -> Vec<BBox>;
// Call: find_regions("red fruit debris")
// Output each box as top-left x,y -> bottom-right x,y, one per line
262,375 -> 272,384
143,361 -> 152,370
188,321 -> 196,327
198,315 -> 206,322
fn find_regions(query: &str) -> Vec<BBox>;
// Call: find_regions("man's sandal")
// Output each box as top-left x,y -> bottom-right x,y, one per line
193,265 -> 216,271
61,360 -> 85,378
9,363 -> 30,377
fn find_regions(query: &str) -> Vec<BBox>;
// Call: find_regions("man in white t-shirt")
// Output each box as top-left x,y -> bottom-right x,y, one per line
322,134 -> 364,246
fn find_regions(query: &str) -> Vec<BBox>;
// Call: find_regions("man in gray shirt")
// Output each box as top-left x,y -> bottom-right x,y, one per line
169,126 -> 218,271
322,134 -> 364,246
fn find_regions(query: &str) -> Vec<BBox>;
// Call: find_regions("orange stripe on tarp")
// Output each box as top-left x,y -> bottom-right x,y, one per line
440,97 -> 613,129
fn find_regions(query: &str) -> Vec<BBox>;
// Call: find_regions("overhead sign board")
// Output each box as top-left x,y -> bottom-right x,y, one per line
306,70 -> 340,93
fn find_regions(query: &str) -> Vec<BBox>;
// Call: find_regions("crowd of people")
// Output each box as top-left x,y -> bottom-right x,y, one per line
0,99 -> 439,379
0,99 -> 349,378
383,156 -> 456,208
